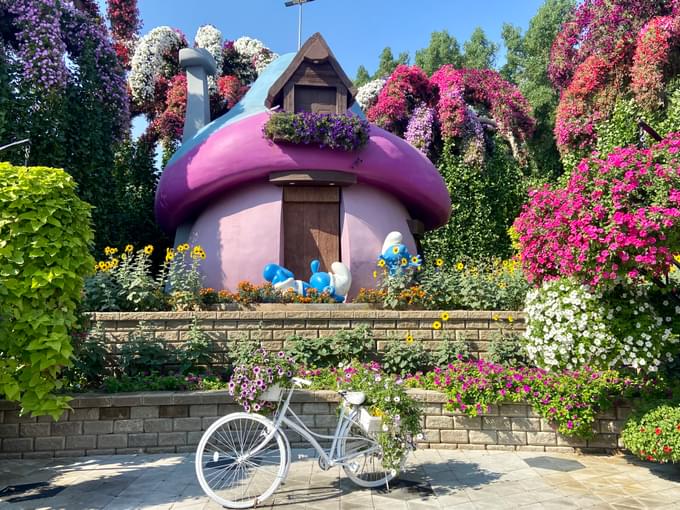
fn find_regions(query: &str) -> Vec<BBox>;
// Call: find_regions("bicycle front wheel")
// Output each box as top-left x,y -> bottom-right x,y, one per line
338,423 -> 408,488
195,412 -> 287,509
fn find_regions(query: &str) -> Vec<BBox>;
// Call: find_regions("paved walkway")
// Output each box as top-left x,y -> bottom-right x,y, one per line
0,450 -> 678,510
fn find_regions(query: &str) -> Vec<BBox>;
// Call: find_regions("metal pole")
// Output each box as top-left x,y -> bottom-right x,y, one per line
298,3 -> 302,50
0,139 -> 29,153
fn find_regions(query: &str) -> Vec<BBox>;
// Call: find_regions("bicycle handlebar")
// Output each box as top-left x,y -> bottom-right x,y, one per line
292,377 -> 312,387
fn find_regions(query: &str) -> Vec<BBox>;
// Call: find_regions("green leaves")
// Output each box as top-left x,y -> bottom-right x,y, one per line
0,162 -> 94,419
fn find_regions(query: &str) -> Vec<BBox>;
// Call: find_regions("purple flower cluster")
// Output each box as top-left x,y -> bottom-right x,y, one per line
7,0 -> 129,136
404,103 -> 436,155
263,112 -> 370,152
228,348 -> 297,413
9,0 -> 69,91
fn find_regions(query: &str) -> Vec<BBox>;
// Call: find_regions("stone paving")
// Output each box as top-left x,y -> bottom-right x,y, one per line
0,449 -> 678,510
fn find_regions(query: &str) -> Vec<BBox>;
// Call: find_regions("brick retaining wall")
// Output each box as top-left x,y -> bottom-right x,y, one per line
90,308 -> 525,366
0,390 -> 628,459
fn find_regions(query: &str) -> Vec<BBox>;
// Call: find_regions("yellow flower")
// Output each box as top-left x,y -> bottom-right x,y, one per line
456,262 -> 464,271
405,333 -> 414,344
192,245 -> 202,256
508,316 -> 514,323
97,261 -> 107,271
492,314 -> 500,321
143,245 -> 154,255
105,261 -> 113,271
441,312 -> 449,322
110,258 -> 119,268
125,244 -> 134,253
432,321 -> 442,330
104,247 -> 112,256
372,270 -> 377,279
401,257 -> 408,266
411,256 -> 419,264
200,250 -> 206,260
177,243 -> 189,253
121,253 -> 127,261
435,258 -> 444,267
166,252 -> 175,262
377,259 -> 386,267
110,247 -> 118,255
392,246 -> 400,254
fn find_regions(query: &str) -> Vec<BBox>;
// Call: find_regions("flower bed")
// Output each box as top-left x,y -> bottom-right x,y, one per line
0,389 -> 634,459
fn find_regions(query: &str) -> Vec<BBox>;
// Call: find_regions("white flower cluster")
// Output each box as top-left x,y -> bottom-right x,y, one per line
523,278 -> 678,372
129,26 -> 184,103
356,78 -> 386,111
195,24 -> 224,71
233,36 -> 278,75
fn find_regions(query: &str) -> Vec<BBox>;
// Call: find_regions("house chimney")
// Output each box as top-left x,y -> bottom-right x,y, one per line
179,48 -> 217,142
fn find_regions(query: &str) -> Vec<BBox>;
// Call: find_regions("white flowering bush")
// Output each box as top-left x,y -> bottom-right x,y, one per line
128,26 -> 185,104
523,278 -> 678,372
195,24 -> 223,71
233,36 -> 278,75
356,78 -> 386,111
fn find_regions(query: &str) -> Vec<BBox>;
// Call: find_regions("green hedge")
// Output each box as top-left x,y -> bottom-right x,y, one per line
0,162 -> 94,419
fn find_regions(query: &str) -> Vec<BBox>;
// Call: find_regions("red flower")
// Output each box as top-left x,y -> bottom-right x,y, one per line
655,427 -> 662,435
663,445 -> 672,454
647,455 -> 654,461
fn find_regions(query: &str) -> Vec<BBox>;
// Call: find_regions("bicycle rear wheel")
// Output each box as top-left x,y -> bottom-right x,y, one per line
338,422 -> 409,488
195,413 -> 287,509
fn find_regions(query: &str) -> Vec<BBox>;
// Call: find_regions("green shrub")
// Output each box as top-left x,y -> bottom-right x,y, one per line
118,322 -> 172,376
431,337 -> 471,367
63,323 -> 110,390
622,402 -> 680,464
0,163 -> 94,418
289,326 -> 373,368
177,318 -> 213,375
487,330 -> 529,367
381,339 -> 431,375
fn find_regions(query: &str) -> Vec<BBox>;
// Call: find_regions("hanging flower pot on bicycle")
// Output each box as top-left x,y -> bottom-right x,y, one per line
197,352 -> 423,509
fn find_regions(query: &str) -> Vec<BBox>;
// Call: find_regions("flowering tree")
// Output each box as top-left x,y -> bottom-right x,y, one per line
365,64 -> 534,260
127,26 -> 272,159
549,0 -> 680,162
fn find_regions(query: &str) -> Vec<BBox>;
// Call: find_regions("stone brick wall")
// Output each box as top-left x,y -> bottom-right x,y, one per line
90,308 -> 524,366
0,389 -> 629,459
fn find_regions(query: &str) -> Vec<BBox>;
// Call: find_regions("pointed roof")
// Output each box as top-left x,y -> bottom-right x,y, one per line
265,32 -> 356,109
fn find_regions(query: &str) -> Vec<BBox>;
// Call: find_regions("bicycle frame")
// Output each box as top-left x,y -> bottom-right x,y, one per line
244,386 -> 381,469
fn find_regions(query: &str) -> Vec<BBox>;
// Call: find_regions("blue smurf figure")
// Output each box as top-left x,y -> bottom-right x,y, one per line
378,231 -> 422,276
262,260 -> 352,302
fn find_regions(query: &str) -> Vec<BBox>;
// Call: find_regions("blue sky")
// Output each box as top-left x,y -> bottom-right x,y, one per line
130,0 -> 546,78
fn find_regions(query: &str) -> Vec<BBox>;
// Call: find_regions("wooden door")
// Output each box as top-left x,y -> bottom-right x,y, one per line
283,187 -> 340,280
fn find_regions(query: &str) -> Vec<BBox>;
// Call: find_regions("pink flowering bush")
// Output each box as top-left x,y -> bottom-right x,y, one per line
631,15 -> 680,111
407,359 -> 646,437
549,0 -> 680,157
514,133 -> 680,286
367,65 -> 434,135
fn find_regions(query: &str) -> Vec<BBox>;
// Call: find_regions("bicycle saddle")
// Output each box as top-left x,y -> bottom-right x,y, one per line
342,391 -> 366,406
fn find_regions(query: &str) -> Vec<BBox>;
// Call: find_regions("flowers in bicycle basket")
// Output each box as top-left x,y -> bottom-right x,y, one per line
336,362 -> 423,471
228,348 -> 297,413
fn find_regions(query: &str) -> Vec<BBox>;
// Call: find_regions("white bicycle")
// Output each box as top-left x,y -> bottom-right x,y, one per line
195,377 -> 410,508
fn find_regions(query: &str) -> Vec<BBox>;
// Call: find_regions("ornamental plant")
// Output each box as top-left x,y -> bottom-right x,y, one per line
514,133 -> 680,287
622,402 -> 680,463
523,278 -> 678,371
164,244 -> 206,311
408,359 -> 631,437
228,348 -> 297,413
333,362 -> 423,471
0,163 -> 94,419
549,0 -> 680,158
263,112 -> 370,151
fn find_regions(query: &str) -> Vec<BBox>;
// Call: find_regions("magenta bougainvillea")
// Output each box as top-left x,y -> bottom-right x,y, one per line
631,14 -> 680,111
514,133 -> 680,286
